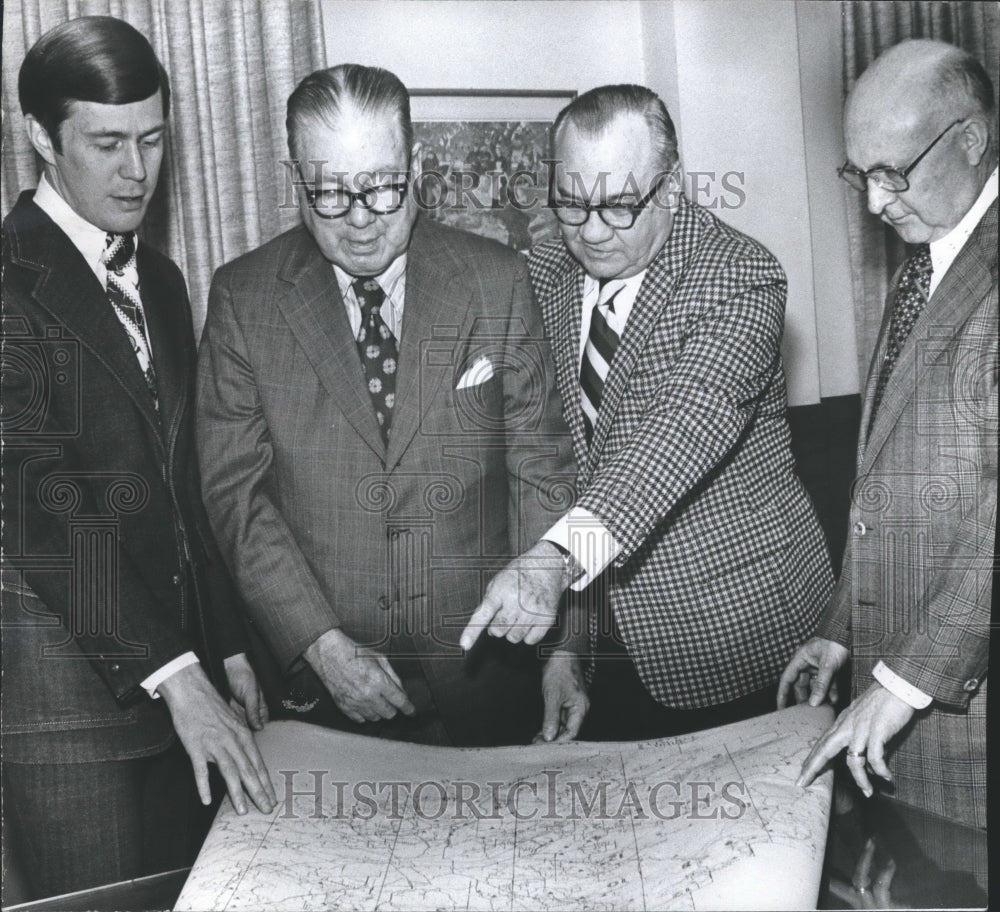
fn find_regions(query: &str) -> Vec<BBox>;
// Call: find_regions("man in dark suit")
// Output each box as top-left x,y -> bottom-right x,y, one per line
464,84 -> 834,743
1,17 -> 275,900
782,39 -> 995,830
196,64 -> 576,747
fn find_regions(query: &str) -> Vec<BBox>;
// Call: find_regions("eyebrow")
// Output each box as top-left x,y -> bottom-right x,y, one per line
554,181 -> 639,206
83,124 -> 166,140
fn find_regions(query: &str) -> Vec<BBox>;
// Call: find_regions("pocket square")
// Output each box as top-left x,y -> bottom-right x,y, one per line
456,356 -> 495,390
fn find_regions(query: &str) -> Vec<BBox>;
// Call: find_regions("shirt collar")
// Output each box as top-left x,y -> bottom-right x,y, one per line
583,269 -> 646,310
33,173 -> 136,282
333,251 -> 408,302
929,167 -> 998,287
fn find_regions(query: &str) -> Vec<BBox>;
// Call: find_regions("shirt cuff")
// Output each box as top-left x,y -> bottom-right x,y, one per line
543,507 -> 620,591
141,652 -> 200,699
872,661 -> 933,710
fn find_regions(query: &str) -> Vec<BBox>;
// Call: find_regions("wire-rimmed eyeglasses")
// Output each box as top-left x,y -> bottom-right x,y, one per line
837,118 -> 965,193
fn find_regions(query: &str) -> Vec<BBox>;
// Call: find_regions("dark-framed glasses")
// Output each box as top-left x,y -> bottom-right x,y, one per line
837,118 -> 965,193
301,174 -> 410,219
550,173 -> 670,229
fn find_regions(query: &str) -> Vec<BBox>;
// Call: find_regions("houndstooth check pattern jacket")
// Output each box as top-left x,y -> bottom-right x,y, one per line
529,196 -> 834,709
815,200 -> 996,829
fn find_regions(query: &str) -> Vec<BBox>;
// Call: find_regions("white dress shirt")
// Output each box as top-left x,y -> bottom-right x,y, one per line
333,253 -> 408,341
543,270 -> 647,590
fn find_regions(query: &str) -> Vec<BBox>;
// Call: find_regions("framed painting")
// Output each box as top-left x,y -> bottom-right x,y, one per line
409,90 -> 576,251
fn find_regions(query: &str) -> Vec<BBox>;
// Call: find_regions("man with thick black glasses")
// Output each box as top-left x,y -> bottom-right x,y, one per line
196,64 -> 575,747
782,39 -> 995,831
463,84 -> 834,743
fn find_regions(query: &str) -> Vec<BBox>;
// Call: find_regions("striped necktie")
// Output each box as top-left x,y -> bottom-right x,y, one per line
580,280 -> 625,446
868,243 -> 932,432
102,232 -> 158,410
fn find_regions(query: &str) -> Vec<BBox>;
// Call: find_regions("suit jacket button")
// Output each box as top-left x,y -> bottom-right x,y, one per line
172,574 -> 183,586
963,678 -> 979,692
854,521 -> 867,536
378,595 -> 389,610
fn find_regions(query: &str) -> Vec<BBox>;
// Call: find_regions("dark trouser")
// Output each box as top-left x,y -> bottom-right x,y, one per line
579,657 -> 778,741
577,612 -> 778,741
277,656 -> 454,747
2,740 -> 211,901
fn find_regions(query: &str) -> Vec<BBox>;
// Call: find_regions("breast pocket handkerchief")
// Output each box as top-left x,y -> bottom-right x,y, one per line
456,356 -> 495,390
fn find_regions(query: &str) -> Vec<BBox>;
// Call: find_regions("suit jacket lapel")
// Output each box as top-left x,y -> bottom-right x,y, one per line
275,234 -> 386,460
545,260 -> 589,471
137,246 -> 186,441
585,199 -> 695,474
10,202 -> 162,436
385,221 -> 472,469
860,200 -> 998,474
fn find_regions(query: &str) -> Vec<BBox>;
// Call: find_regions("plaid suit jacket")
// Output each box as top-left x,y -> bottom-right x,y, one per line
816,199 -> 997,828
529,196 -> 834,709
196,217 -> 575,744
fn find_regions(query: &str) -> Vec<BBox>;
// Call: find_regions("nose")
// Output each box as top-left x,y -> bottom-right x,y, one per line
578,209 -> 614,244
120,142 -> 147,183
345,198 -> 377,229
865,180 -> 896,217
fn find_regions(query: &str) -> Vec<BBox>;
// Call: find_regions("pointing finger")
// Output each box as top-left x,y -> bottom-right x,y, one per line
460,597 -> 501,651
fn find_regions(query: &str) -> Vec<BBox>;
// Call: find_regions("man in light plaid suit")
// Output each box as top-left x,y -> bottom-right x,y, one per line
783,40 -> 995,830
463,85 -> 834,741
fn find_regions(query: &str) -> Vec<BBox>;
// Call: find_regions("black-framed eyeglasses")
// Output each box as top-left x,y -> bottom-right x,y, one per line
300,174 -> 410,219
550,174 -> 669,229
837,118 -> 965,193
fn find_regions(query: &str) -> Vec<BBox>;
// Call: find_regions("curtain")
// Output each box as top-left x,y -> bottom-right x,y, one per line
2,0 -> 326,337
841,0 -> 999,384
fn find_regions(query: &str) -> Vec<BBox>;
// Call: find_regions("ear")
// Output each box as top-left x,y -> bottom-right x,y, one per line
25,114 -> 58,166
958,116 -> 990,167
410,141 -> 424,180
664,160 -> 684,210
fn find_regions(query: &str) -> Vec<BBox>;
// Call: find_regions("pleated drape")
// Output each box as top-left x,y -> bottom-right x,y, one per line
840,0 -> 999,384
2,0 -> 326,336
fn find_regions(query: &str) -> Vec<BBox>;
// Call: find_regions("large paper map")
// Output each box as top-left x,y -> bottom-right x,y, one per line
175,704 -> 833,911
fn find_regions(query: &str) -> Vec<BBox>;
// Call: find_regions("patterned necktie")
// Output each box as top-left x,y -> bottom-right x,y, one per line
102,233 -> 158,410
869,244 -> 932,430
354,277 -> 398,447
580,280 -> 625,446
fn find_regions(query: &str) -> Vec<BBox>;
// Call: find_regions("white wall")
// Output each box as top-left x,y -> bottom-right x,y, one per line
320,1 -> 645,90
320,0 -> 859,404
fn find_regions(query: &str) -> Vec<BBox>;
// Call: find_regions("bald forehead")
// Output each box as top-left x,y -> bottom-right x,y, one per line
848,41 -> 964,133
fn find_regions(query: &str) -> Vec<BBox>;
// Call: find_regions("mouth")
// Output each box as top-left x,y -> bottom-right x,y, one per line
347,237 -> 382,251
581,245 -> 617,257
113,194 -> 146,210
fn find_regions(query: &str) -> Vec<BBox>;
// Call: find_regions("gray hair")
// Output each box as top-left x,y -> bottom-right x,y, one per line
286,63 -> 412,161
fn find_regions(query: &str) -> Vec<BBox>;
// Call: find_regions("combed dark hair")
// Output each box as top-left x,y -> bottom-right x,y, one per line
286,64 -> 412,161
553,84 -> 678,170
18,16 -> 170,153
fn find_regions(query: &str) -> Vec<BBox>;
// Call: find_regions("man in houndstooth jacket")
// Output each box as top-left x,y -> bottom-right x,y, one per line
463,84 -> 834,741
783,40 -> 995,830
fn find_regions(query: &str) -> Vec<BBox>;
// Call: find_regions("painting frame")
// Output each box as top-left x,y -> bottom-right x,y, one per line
409,89 -> 577,251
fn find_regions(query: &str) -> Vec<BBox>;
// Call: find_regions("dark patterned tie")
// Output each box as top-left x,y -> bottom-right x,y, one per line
869,244 -> 932,431
580,280 -> 625,447
102,232 -> 158,410
354,277 -> 398,447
